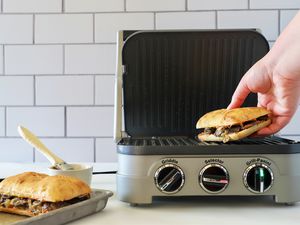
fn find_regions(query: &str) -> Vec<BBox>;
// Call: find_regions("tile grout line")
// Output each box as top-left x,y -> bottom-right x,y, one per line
33,75 -> 36,105
93,75 -> 96,105
215,11 -> 218,29
93,138 -> 96,162
93,13 -> 95,43
248,0 -> 250,9
154,12 -> 156,29
185,0 -> 188,11
62,0 -> 65,13
124,0 -> 126,12
33,14 -> 35,44
64,106 -> 67,137
0,9 -> 297,14
1,0 -> 2,12
2,45 -> 4,74
62,45 -> 65,74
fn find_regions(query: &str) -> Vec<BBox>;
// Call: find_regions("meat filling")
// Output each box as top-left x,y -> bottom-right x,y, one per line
0,194 -> 90,215
203,115 -> 269,137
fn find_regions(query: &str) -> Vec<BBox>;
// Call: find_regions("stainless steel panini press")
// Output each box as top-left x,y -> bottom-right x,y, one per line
114,30 -> 300,205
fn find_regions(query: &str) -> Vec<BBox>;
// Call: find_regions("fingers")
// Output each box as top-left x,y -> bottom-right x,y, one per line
227,76 -> 251,109
228,59 -> 271,109
256,116 -> 291,136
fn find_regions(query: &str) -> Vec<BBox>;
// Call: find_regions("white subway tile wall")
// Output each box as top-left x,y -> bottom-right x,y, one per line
3,0 -> 62,13
95,75 -> 114,105
96,138 -> 117,162
218,10 -> 278,40
156,12 -> 215,29
6,107 -> 64,136
188,0 -> 248,10
36,76 -> 94,105
34,138 -> 94,162
65,0 -> 124,13
35,14 -> 93,44
0,0 -> 299,162
67,107 -> 114,137
0,139 -> 34,162
5,45 -> 63,75
280,10 -> 299,32
64,44 -> 116,74
95,13 -> 154,43
126,0 -> 185,12
250,0 -> 300,9
0,15 -> 33,44
0,76 -> 34,105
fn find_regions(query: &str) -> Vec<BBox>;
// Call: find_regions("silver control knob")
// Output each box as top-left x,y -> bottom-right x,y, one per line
243,163 -> 274,193
154,164 -> 185,194
199,164 -> 229,193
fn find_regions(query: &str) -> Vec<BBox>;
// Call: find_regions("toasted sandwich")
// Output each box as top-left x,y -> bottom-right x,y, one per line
0,172 -> 91,216
196,107 -> 271,143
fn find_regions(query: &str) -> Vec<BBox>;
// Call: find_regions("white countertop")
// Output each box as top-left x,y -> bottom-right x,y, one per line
1,163 -> 300,225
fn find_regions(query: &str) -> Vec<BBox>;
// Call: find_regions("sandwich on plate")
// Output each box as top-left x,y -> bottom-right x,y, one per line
0,172 -> 91,216
196,107 -> 271,143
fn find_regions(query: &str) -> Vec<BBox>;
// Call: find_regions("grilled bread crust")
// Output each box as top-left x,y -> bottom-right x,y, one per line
0,172 -> 91,202
198,119 -> 271,142
196,107 -> 271,129
0,207 -> 35,217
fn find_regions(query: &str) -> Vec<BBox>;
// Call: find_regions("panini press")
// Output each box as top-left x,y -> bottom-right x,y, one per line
114,30 -> 300,205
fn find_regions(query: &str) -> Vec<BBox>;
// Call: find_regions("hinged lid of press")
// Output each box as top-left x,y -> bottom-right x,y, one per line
121,30 -> 269,137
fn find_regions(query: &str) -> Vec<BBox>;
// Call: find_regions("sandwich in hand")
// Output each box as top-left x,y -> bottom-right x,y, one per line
196,107 -> 271,143
0,172 -> 91,216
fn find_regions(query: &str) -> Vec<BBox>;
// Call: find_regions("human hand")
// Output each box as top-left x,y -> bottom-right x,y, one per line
228,12 -> 300,136
227,58 -> 300,136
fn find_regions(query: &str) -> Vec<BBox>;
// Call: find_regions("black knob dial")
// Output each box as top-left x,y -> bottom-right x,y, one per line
199,164 -> 229,193
244,163 -> 274,193
154,164 -> 185,194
